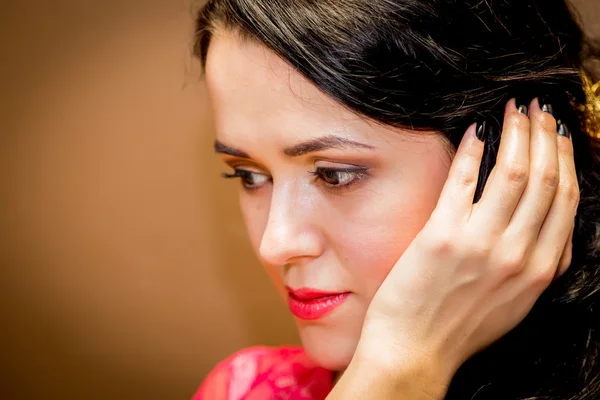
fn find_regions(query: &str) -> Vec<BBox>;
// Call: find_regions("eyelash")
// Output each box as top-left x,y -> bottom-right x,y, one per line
309,167 -> 369,192
221,167 -> 369,192
221,169 -> 270,190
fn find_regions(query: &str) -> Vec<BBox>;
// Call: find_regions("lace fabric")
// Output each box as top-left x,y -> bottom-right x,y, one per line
193,346 -> 334,400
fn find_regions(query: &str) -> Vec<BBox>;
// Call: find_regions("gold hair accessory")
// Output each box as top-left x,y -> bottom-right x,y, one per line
573,69 -> 600,138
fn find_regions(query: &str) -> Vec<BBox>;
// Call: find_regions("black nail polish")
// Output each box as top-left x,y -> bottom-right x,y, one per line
476,120 -> 487,142
517,104 -> 529,116
540,97 -> 554,115
557,120 -> 571,138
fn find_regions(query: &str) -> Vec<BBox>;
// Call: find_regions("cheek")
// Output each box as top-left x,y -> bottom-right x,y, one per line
335,159 -> 449,295
239,195 -> 268,254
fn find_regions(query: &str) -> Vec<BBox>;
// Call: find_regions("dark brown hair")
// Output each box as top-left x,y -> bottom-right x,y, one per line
193,1 -> 600,398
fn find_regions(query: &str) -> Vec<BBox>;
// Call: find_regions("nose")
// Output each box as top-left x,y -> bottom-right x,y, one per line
259,183 -> 324,267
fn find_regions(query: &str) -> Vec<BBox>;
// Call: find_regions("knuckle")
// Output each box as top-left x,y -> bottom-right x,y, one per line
502,163 -> 529,186
470,241 -> 493,260
430,239 -> 456,257
539,167 -> 559,190
500,252 -> 527,277
455,167 -> 477,188
530,266 -> 555,289
427,230 -> 457,255
556,182 -> 580,212
563,184 -> 581,209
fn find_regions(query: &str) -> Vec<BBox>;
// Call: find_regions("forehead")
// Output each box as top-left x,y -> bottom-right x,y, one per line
206,31 -> 333,110
207,31 -> 371,138
204,30 -> 434,151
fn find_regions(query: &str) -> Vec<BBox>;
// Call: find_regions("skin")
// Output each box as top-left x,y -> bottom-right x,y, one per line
205,30 -> 453,372
328,98 -> 578,398
205,29 -> 578,399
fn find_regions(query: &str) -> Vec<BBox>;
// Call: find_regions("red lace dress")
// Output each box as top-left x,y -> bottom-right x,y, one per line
193,346 -> 334,399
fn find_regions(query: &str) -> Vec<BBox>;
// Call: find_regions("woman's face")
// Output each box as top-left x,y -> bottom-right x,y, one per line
205,31 -> 453,371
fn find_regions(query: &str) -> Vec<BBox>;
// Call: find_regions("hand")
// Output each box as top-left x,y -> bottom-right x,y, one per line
356,98 -> 579,390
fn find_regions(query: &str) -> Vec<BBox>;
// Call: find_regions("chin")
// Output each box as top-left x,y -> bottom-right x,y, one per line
296,323 -> 359,372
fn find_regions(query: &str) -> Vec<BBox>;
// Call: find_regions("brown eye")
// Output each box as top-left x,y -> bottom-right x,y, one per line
222,169 -> 270,189
311,167 -> 368,188
319,169 -> 355,185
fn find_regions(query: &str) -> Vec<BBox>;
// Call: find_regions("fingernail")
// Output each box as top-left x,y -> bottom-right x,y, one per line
517,104 -> 529,116
540,97 -> 554,115
476,120 -> 487,142
557,119 -> 570,138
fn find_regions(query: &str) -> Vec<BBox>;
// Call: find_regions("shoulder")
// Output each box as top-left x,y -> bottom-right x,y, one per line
192,346 -> 333,400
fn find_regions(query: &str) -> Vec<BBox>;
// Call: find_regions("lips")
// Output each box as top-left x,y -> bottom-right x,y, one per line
286,286 -> 350,320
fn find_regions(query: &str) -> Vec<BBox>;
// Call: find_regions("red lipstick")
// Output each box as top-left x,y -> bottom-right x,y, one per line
286,286 -> 350,320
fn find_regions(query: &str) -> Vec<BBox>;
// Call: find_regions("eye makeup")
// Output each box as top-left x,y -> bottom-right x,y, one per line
309,166 -> 369,191
221,168 -> 271,190
219,152 -> 373,194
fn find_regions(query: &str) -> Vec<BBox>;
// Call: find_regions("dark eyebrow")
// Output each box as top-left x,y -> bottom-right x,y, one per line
214,135 -> 374,159
283,135 -> 374,157
214,140 -> 249,158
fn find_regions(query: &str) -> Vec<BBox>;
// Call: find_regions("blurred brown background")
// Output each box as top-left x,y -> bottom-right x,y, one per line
0,1 -> 598,399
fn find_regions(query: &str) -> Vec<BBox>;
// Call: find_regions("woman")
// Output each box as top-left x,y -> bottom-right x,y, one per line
193,0 -> 600,398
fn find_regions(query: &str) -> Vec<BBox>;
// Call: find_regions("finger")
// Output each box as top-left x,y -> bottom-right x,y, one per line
433,122 -> 484,224
471,99 -> 530,230
554,222 -> 574,282
525,122 -> 579,290
553,120 -> 579,280
503,97 -> 560,250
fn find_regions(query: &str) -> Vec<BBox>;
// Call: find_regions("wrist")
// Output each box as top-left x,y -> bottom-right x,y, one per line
348,339 -> 454,399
